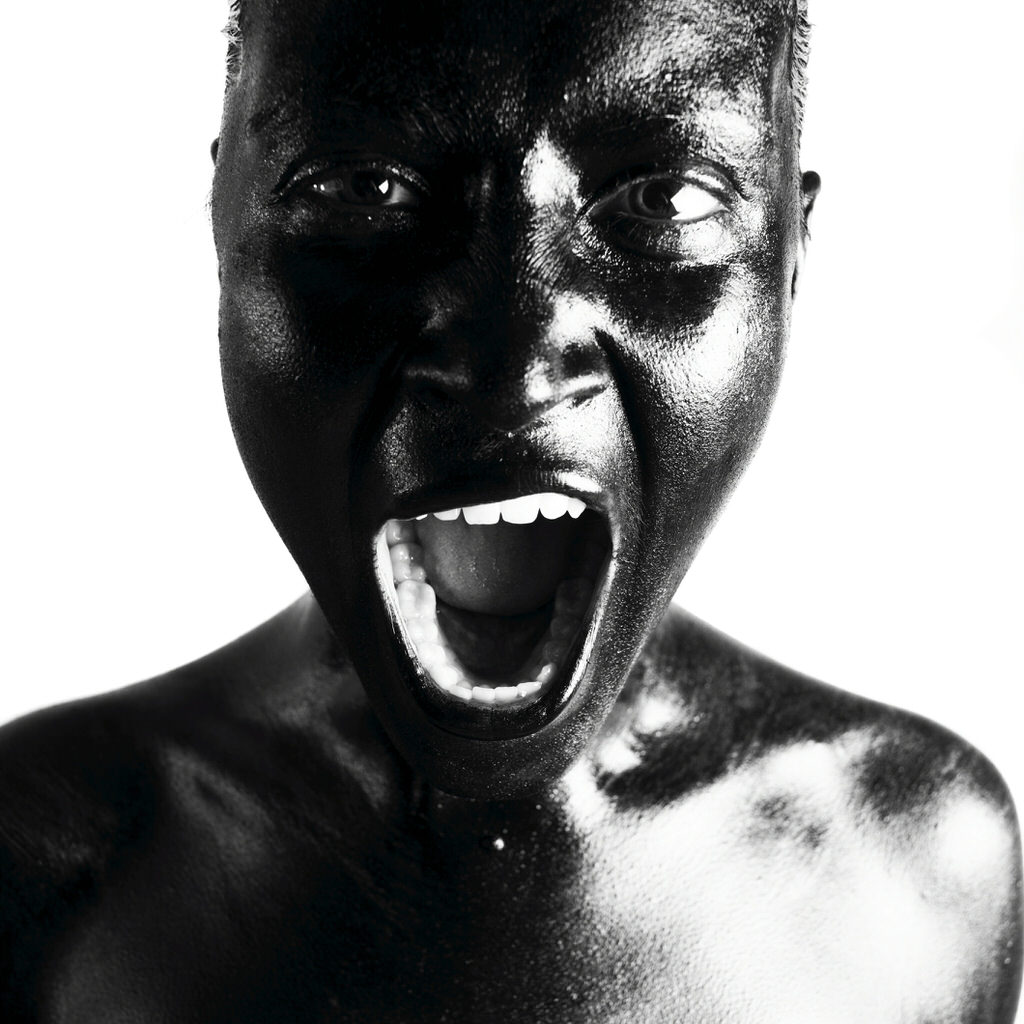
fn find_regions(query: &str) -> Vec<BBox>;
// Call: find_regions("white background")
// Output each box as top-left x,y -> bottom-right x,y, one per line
2,4 -> 1022,818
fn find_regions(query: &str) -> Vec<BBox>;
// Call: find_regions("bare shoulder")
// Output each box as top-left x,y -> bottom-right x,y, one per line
0,601 -> 327,1012
0,679 -> 176,879
0,684 -> 162,1014
640,605 -> 1019,818
624,605 -> 1023,1019
0,598 -> 329,864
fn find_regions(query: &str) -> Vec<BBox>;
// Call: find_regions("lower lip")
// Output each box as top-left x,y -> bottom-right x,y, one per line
373,510 -> 612,731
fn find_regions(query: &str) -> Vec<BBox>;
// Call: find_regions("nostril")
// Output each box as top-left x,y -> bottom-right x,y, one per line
414,382 -> 459,414
402,348 -> 468,402
561,339 -> 601,382
559,341 -> 610,404
566,376 -> 607,409
402,296 -> 614,430
403,343 -> 611,430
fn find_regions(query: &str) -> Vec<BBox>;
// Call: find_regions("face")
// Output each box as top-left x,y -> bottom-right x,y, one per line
212,0 -> 813,798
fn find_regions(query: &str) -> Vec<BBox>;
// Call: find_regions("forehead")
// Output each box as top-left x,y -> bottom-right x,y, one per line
237,0 -> 794,152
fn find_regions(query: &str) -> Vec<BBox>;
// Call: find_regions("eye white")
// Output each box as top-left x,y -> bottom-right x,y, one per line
610,178 -> 727,225
665,184 -> 724,223
308,169 -> 421,208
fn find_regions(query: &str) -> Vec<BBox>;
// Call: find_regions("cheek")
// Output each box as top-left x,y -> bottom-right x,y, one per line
219,241 -> 423,447
219,267 -> 313,491
221,250 -> 400,387
620,264 -> 786,439
612,266 -> 788,544
217,254 -> 411,557
662,281 -> 787,445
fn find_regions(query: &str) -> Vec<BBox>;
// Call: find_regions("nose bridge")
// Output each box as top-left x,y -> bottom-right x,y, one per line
404,157 -> 611,431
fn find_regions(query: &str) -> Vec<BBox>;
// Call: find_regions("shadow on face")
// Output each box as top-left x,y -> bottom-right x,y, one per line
210,0 -> 815,797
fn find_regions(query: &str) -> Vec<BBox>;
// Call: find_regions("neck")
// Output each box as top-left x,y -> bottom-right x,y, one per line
290,591 -> 727,817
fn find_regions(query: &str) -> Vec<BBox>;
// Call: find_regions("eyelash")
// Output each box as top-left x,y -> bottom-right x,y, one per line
280,159 -> 429,208
587,164 -> 731,213
580,169 -> 734,258
280,159 -> 734,258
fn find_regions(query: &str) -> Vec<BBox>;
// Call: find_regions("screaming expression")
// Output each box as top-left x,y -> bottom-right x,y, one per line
212,0 -> 805,797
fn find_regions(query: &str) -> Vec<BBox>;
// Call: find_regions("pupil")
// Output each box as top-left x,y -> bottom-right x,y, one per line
634,180 -> 677,217
350,170 -> 391,203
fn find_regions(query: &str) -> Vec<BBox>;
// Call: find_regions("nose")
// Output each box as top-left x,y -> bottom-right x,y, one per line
403,278 -> 613,433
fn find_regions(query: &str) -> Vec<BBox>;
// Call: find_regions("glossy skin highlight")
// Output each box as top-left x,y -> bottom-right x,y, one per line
0,1 -> 1020,1020
214,0 -> 804,794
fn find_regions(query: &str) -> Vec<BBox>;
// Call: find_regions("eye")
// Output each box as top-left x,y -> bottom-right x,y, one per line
305,166 -> 423,209
586,170 -> 735,261
612,178 -> 725,224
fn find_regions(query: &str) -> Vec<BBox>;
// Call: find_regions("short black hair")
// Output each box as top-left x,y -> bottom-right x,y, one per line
224,0 -> 811,132
790,0 -> 811,136
225,0 -> 243,85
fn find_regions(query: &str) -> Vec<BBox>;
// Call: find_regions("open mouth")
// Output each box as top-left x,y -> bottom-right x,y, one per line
375,492 -> 612,714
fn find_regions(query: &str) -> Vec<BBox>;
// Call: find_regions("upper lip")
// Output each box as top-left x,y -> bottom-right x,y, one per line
383,470 -> 618,536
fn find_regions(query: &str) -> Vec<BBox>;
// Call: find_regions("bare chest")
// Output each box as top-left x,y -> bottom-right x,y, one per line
40,768 -> 981,1024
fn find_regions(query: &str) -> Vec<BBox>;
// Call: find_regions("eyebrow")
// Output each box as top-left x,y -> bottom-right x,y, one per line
565,102 -> 767,185
247,81 -> 770,197
568,112 -> 695,151
247,93 -> 461,155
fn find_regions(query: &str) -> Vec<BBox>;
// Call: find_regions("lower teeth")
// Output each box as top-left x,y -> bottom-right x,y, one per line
378,517 -> 604,708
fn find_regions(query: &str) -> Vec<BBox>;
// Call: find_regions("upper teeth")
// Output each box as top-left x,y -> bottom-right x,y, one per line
419,492 -> 587,526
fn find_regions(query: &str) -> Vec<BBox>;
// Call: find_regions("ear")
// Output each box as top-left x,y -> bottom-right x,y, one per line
801,169 -> 821,229
211,138 -> 220,165
792,169 -> 821,298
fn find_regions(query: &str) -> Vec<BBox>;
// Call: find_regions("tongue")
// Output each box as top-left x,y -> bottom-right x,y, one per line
417,516 -> 576,615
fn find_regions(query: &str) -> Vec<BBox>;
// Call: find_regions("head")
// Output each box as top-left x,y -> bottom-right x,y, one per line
211,0 -> 819,798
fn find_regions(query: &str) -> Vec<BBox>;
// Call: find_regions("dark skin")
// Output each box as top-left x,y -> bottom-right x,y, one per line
1,1 -> 1020,1021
